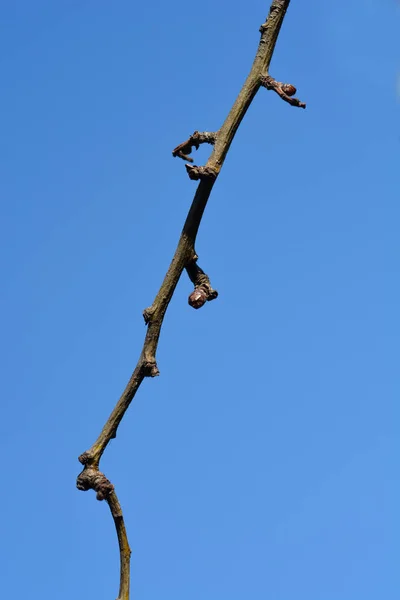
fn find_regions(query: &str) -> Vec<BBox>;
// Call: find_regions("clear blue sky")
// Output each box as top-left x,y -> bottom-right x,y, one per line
1,1 -> 398,599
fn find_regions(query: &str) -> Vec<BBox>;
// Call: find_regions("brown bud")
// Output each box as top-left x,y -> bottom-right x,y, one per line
188,288 -> 207,309
281,83 -> 297,96
185,164 -> 202,180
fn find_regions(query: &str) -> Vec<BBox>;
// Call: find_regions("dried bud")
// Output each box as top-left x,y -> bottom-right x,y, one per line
143,306 -> 155,325
185,164 -> 202,180
78,452 -> 90,465
143,361 -> 160,377
188,288 -> 207,309
185,164 -> 217,181
76,474 -> 91,492
96,484 -> 113,501
281,83 -> 297,96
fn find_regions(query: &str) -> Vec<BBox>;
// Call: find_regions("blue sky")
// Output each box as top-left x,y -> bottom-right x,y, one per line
1,1 -> 398,599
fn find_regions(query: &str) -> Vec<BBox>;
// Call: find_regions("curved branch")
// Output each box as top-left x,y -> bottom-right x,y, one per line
77,2 -> 304,598
108,491 -> 131,600
172,131 -> 217,162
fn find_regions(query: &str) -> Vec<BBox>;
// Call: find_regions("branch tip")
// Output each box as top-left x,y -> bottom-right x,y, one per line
188,288 -> 207,309
261,75 -> 306,108
186,261 -> 218,310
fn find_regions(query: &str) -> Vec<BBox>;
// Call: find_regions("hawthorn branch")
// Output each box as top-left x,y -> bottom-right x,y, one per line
77,2 -> 305,598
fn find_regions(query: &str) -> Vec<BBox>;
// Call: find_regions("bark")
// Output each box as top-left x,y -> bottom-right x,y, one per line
76,2 -> 305,598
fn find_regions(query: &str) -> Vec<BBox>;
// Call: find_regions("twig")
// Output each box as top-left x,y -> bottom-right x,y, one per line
172,131 -> 217,162
77,2 -> 305,598
261,75 -> 306,108
186,260 -> 218,309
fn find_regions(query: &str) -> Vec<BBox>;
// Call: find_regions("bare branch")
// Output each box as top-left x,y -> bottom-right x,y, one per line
77,2 -> 303,597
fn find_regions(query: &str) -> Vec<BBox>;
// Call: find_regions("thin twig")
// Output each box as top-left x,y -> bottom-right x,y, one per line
261,75 -> 306,108
186,260 -> 218,309
77,2 -> 305,598
172,131 -> 217,162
